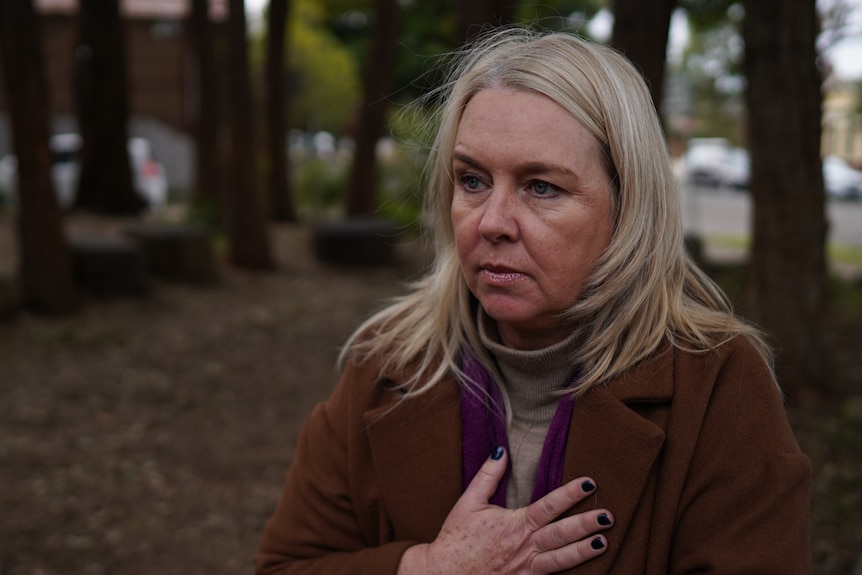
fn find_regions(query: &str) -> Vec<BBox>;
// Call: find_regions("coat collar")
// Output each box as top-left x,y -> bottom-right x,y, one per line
364,379 -> 463,542
365,345 -> 676,550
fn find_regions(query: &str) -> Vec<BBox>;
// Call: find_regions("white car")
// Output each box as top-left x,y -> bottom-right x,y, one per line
823,155 -> 862,201
0,133 -> 167,209
684,138 -> 749,191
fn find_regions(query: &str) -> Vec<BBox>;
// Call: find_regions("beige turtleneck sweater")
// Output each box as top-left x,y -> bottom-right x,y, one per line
477,309 -> 582,508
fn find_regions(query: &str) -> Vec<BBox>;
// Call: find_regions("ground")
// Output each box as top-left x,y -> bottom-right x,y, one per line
0,212 -> 859,574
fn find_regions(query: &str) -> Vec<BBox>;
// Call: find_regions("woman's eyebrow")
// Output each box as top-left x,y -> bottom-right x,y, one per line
519,161 -> 579,179
452,152 -> 479,167
453,152 -> 580,181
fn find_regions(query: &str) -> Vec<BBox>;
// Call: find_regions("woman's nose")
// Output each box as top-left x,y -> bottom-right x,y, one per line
477,187 -> 519,243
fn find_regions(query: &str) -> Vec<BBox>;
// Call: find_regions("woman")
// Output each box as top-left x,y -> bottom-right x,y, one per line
256,29 -> 812,574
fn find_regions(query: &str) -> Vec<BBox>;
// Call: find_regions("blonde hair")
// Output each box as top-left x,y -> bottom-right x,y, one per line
341,28 -> 770,396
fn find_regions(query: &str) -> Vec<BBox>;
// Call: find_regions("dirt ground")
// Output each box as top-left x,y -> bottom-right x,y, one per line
0,212 -> 860,575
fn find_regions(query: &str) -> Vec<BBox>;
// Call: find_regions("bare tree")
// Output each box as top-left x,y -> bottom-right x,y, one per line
0,0 -> 76,313
266,0 -> 297,222
226,0 -> 274,268
190,0 -> 222,223
74,0 -> 144,214
345,0 -> 400,217
611,0 -> 679,115
742,0 -> 826,398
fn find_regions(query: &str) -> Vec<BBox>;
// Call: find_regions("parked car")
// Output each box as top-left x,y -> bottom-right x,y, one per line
684,137 -> 749,191
823,155 -> 862,201
0,133 -> 167,209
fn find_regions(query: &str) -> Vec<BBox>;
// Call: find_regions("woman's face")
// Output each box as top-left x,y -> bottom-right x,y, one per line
451,88 -> 614,350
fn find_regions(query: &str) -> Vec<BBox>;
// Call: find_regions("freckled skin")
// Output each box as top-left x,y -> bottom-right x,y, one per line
450,89 -> 615,351
397,452 -> 612,574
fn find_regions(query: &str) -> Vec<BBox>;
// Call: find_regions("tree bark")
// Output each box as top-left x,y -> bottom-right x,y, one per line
610,0 -> 678,116
742,0 -> 826,398
345,0 -> 400,217
226,0 -> 274,268
266,0 -> 296,222
0,0 -> 77,314
74,0 -> 144,214
190,0 -> 222,222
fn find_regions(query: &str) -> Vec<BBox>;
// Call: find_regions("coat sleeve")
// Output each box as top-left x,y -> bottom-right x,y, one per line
254,361 -> 416,575
669,338 -> 813,574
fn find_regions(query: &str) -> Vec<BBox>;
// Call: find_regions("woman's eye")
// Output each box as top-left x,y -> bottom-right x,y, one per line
461,175 -> 483,191
530,180 -> 555,196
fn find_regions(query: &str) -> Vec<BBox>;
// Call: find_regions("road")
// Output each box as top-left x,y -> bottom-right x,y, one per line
680,185 -> 862,250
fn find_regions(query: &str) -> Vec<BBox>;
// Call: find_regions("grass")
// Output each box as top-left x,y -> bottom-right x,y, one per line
707,233 -> 862,270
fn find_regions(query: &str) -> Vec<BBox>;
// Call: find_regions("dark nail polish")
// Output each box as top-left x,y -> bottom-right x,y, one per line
582,479 -> 596,493
597,513 -> 612,526
491,446 -> 505,460
590,537 -> 605,550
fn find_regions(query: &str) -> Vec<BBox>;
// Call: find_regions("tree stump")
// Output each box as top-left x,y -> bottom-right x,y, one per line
311,217 -> 401,267
68,236 -> 150,297
124,223 -> 218,285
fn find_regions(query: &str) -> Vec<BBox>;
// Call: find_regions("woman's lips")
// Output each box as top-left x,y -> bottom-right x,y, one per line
480,266 -> 527,285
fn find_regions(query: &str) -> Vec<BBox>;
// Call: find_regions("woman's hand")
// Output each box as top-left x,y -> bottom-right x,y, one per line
397,447 -> 613,575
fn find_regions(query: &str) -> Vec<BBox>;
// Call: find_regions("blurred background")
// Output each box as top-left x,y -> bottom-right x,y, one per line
0,0 -> 860,573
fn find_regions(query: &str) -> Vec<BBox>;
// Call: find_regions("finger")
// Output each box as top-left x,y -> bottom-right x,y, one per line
524,477 -> 597,530
532,535 -> 608,573
461,446 -> 508,507
532,510 -> 614,553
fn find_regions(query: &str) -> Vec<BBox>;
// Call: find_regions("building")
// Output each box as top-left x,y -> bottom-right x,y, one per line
0,0 -> 228,194
822,75 -> 862,168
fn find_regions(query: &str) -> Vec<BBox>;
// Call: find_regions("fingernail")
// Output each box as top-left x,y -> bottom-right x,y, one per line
491,446 -> 505,460
597,513 -> 612,526
581,479 -> 596,493
590,537 -> 605,550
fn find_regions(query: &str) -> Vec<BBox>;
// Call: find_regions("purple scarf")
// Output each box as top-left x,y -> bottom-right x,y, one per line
460,351 -> 576,507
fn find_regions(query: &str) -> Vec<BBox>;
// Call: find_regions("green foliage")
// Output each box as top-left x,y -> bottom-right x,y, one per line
288,0 -> 361,133
291,154 -> 349,221
377,144 -> 425,230
289,111 -> 428,228
680,0 -> 737,28
828,271 -> 862,313
289,143 -> 426,229
677,3 -> 746,142
311,0 -> 608,108
185,195 -> 223,233
393,1 -> 457,103
250,0 -> 618,142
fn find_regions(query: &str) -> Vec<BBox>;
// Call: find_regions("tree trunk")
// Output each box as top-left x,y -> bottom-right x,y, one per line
345,0 -> 400,217
0,0 -> 77,314
742,0 -> 826,398
457,0 -> 518,43
226,0 -> 274,269
266,0 -> 296,222
610,0 -> 678,116
190,0 -> 223,224
74,0 -> 144,214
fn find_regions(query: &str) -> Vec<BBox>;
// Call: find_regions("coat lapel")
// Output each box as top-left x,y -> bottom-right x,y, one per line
365,379 -> 463,542
364,345 -> 675,567
562,348 -> 675,573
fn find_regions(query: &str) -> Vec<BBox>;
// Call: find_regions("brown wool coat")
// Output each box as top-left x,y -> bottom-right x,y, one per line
255,336 -> 813,574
